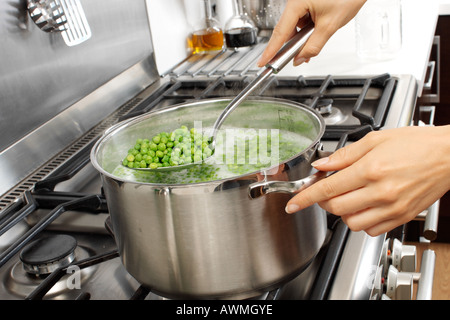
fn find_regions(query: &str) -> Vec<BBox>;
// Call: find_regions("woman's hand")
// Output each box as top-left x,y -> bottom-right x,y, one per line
257,0 -> 367,67
285,126 -> 450,236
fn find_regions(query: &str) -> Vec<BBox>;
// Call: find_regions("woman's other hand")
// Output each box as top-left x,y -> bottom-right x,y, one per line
285,126 -> 450,236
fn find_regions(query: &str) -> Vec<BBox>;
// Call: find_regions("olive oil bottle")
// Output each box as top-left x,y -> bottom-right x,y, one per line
187,0 -> 224,54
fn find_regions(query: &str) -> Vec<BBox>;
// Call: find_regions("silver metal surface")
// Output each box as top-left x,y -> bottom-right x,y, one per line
27,0 -> 67,32
386,265 -> 414,300
91,98 -> 328,299
241,0 -> 287,30
328,231 -> 387,300
248,170 -> 330,199
416,249 -> 436,300
0,232 -> 141,300
0,0 -> 159,197
383,74 -> 418,129
415,200 -> 440,241
59,0 -> 92,46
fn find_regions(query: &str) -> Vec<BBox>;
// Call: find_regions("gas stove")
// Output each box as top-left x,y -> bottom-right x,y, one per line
0,55 -> 434,299
0,0 -> 436,300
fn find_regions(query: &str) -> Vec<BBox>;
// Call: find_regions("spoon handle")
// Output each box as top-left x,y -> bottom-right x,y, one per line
266,21 -> 314,73
210,21 -> 315,143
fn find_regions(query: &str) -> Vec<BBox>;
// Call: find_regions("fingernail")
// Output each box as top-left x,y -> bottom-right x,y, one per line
285,204 -> 300,214
256,58 -> 264,67
311,157 -> 329,167
293,57 -> 307,66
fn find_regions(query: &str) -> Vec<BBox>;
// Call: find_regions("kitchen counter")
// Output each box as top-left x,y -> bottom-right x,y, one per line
278,0 -> 440,96
439,0 -> 450,14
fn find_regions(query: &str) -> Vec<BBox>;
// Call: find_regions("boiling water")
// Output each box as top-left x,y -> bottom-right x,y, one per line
111,129 -> 313,184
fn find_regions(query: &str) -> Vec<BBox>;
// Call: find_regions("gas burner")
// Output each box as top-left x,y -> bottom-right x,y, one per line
313,99 -> 348,125
4,233 -> 96,298
321,107 -> 348,125
20,235 -> 77,276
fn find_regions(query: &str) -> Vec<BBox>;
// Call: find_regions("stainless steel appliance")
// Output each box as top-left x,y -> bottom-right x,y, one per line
0,0 -> 436,300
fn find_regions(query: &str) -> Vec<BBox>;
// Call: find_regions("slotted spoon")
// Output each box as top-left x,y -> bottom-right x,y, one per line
126,21 -> 315,172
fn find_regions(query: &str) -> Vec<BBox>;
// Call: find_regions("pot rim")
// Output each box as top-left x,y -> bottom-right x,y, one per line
90,97 -> 326,186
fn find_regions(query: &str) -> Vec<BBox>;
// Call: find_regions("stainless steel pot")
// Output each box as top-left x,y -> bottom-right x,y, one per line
90,97 -> 327,299
242,0 -> 287,30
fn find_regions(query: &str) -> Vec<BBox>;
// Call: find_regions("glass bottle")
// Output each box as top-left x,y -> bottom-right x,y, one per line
188,0 -> 224,54
224,0 -> 258,49
355,0 -> 402,61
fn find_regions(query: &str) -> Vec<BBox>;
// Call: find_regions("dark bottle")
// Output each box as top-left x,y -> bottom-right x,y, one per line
224,0 -> 257,48
225,27 -> 257,48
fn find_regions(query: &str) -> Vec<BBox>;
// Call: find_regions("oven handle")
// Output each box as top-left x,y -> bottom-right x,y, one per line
414,200 -> 440,241
415,249 -> 436,300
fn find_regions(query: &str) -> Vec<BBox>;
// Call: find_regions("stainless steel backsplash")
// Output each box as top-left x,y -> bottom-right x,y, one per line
0,0 -> 160,195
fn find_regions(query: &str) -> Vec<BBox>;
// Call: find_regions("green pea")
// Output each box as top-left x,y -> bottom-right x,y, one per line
123,125 -> 215,170
193,154 -> 202,163
149,163 -> 158,169
149,143 -> 158,151
152,135 -> 161,144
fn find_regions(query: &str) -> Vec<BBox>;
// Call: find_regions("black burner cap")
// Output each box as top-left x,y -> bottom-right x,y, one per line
20,234 -> 77,265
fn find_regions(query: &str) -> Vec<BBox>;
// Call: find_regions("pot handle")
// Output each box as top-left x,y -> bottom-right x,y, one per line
248,148 -> 333,199
248,170 -> 333,199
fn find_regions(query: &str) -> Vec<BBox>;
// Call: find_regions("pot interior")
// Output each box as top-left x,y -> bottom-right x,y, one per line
92,98 -> 324,184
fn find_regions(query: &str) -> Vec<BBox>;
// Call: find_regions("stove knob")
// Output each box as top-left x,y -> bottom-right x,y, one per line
385,265 -> 413,300
392,238 -> 417,272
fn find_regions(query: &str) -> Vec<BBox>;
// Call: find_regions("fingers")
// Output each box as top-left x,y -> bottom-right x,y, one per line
342,208 -> 417,237
293,24 -> 333,66
311,131 -> 380,171
257,1 -> 308,67
285,164 -> 365,214
285,134 -> 379,213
